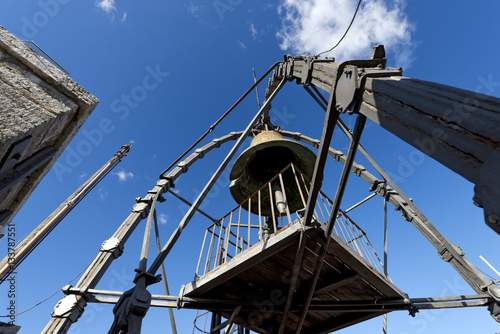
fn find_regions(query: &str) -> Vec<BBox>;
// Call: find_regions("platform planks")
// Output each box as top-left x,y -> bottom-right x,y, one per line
184,221 -> 406,333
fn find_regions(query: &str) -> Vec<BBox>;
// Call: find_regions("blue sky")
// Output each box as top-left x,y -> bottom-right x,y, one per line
1,0 -> 500,333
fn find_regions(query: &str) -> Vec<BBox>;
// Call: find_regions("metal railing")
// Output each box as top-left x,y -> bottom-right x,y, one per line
195,163 -> 384,279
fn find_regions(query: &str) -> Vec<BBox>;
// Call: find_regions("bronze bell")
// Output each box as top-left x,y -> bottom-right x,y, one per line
229,131 -> 317,216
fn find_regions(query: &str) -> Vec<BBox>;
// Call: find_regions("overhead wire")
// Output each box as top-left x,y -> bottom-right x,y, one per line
0,156 -> 124,285
0,258 -> 93,317
316,0 -> 363,57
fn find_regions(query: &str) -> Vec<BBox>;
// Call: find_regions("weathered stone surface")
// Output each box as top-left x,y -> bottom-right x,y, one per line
0,321 -> 21,334
0,25 -> 99,226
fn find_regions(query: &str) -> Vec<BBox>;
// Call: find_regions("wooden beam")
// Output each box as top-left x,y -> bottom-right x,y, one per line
313,271 -> 358,297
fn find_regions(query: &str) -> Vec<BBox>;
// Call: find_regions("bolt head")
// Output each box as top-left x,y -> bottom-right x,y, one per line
488,214 -> 499,224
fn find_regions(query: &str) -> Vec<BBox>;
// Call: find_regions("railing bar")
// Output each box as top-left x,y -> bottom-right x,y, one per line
235,205 -> 242,256
227,240 -> 239,247
279,173 -> 293,226
337,215 -> 349,244
364,238 -> 379,270
195,229 -> 209,278
223,226 -> 229,263
291,164 -> 307,209
214,217 -> 224,269
205,225 -> 216,276
345,217 -> 359,248
362,237 -> 377,269
316,195 -> 328,225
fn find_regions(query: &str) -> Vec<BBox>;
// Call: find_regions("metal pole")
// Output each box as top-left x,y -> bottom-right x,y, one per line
295,113 -> 367,333
0,144 -> 131,283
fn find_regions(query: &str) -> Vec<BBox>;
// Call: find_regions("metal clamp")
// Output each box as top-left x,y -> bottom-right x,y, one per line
100,237 -> 124,259
51,294 -> 87,323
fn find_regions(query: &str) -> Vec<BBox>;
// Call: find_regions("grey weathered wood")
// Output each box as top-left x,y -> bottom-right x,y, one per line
183,223 -> 306,296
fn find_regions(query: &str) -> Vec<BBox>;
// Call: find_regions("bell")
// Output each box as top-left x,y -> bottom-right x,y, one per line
229,131 -> 317,216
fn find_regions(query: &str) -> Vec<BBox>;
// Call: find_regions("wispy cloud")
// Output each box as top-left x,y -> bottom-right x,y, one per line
121,12 -> 127,23
79,173 -> 88,180
188,4 -> 202,17
113,170 -> 134,182
250,23 -> 258,39
96,0 -> 115,13
158,213 -> 168,225
237,41 -> 247,50
98,187 -> 108,202
277,0 -> 414,67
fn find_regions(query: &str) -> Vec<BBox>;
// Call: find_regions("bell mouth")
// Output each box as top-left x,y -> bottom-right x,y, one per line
228,131 -> 317,216
229,131 -> 316,181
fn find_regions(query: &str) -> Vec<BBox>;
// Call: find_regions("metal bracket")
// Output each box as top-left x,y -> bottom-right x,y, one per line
133,269 -> 161,286
51,294 -> 86,323
100,237 -> 124,259
0,136 -> 57,196
0,136 -> 32,174
437,243 -> 464,263
155,178 -> 171,194
335,61 -> 402,113
131,202 -> 149,219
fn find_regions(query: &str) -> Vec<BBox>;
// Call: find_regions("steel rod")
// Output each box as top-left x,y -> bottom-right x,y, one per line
338,192 -> 377,217
168,189 -> 218,222
147,77 -> 287,276
159,61 -> 281,178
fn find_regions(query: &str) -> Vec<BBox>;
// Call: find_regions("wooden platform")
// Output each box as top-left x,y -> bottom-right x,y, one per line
184,222 -> 406,333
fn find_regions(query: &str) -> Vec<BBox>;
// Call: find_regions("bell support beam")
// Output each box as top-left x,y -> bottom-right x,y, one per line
294,113 -> 367,333
62,287 -> 492,313
279,52 -> 500,235
279,51 -> 500,321
278,60 -> 351,333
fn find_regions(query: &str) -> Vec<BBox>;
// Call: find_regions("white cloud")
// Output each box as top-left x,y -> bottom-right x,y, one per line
277,0 -> 414,67
113,170 -> 134,182
98,187 -> 108,202
250,23 -> 258,39
158,213 -> 168,225
96,0 -> 116,13
237,41 -> 247,50
188,4 -> 201,16
79,173 -> 88,180
121,12 -> 127,23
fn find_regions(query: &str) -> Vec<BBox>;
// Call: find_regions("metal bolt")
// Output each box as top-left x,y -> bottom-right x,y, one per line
335,103 -> 343,113
488,214 -> 499,224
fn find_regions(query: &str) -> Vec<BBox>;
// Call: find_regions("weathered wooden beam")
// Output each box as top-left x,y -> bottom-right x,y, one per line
282,58 -> 500,234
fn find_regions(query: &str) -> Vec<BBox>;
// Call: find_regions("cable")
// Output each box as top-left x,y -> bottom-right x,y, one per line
316,0 -> 363,56
0,259 -> 93,317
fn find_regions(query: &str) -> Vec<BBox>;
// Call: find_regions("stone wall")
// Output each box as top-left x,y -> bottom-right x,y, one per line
0,26 -> 99,227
